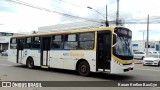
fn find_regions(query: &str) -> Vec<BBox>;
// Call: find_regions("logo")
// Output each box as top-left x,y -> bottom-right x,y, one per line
23,50 -> 28,56
2,82 -> 11,87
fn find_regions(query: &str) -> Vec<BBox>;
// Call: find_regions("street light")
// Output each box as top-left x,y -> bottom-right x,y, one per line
87,6 -> 109,26
139,30 -> 146,52
87,6 -> 106,18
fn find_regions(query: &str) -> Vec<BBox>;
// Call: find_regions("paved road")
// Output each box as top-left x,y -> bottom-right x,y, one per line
0,56 -> 160,90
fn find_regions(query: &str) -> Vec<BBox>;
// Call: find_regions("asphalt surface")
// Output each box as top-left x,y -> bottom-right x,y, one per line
0,56 -> 160,90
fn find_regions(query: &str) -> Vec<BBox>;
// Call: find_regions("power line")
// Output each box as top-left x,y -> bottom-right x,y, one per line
6,0 -> 160,25
58,0 -> 107,19
57,0 -> 160,24
58,0 -> 83,8
6,0 -> 104,23
53,0 -> 160,24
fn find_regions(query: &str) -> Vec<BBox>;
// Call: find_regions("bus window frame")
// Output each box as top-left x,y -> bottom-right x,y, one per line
63,33 -> 78,50
78,32 -> 95,50
63,32 -> 95,50
24,37 -> 32,49
32,36 -> 41,50
51,34 -> 64,50
10,38 -> 17,49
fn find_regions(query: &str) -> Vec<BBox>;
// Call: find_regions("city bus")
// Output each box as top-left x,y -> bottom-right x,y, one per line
8,26 -> 134,76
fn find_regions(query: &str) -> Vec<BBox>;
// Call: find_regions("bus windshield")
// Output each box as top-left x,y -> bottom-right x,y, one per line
114,35 -> 132,56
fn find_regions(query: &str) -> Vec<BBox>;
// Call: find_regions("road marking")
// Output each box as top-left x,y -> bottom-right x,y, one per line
135,68 -> 160,72
0,64 -> 12,67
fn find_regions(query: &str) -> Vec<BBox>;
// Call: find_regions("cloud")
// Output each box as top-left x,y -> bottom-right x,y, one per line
125,24 -> 160,41
0,0 -> 15,12
0,0 -> 160,43
0,0 -> 61,33
56,0 -> 107,21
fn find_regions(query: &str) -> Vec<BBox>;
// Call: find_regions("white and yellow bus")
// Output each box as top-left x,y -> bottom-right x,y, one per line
8,26 -> 134,76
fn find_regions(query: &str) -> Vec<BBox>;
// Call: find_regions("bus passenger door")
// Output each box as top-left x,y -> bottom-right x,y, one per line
17,38 -> 24,64
40,37 -> 51,66
97,31 -> 112,71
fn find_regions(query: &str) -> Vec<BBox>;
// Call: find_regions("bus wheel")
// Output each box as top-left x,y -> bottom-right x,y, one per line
158,61 -> 160,66
78,61 -> 90,76
26,57 -> 34,69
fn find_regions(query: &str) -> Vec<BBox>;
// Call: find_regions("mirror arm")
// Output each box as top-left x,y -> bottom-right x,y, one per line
112,33 -> 117,47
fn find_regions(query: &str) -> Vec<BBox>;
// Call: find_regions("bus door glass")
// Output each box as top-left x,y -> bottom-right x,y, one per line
17,38 -> 25,63
97,31 -> 112,71
40,37 -> 51,66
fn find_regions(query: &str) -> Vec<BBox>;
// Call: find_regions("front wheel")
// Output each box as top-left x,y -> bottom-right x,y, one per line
143,63 -> 146,66
78,61 -> 90,76
141,56 -> 144,60
26,58 -> 34,69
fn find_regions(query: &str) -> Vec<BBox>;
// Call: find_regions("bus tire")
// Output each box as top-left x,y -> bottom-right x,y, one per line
78,61 -> 90,76
158,61 -> 160,66
26,57 -> 34,69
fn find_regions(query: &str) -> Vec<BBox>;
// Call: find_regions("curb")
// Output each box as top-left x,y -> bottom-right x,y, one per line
134,60 -> 142,64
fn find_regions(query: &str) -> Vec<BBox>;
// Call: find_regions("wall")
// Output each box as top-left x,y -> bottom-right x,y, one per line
0,36 -> 10,43
132,40 -> 160,53
0,36 -> 11,51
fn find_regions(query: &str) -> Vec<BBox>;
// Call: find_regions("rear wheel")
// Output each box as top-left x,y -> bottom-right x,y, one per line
158,61 -> 160,66
26,57 -> 34,69
78,61 -> 90,76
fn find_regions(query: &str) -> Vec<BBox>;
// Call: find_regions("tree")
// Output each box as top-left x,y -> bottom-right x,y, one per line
32,30 -> 38,34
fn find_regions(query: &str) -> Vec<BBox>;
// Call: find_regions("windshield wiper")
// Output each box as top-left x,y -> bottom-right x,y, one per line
119,36 -> 132,55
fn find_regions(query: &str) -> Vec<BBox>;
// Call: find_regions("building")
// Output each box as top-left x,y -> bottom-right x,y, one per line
132,40 -> 160,53
0,32 -> 24,52
0,32 -> 13,52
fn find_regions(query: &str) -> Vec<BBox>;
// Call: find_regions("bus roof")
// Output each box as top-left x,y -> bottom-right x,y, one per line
11,26 -> 117,38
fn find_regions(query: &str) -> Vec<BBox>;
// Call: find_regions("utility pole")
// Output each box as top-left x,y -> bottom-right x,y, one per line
146,14 -> 149,56
116,0 -> 119,26
106,5 -> 109,26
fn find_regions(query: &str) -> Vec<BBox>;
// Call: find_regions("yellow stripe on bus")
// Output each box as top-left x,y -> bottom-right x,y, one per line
112,55 -> 134,64
41,66 -> 49,68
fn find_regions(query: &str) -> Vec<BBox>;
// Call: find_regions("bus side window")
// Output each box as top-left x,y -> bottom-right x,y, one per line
10,38 -> 17,49
64,34 -> 78,49
25,37 -> 32,49
79,32 -> 94,50
32,37 -> 40,49
51,35 -> 63,49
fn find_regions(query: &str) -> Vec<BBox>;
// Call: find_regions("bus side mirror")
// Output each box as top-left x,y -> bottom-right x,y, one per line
112,33 -> 117,47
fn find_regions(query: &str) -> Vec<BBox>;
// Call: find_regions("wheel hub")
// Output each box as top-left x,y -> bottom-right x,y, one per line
81,65 -> 87,72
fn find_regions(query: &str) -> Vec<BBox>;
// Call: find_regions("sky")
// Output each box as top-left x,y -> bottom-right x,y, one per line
0,0 -> 160,40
